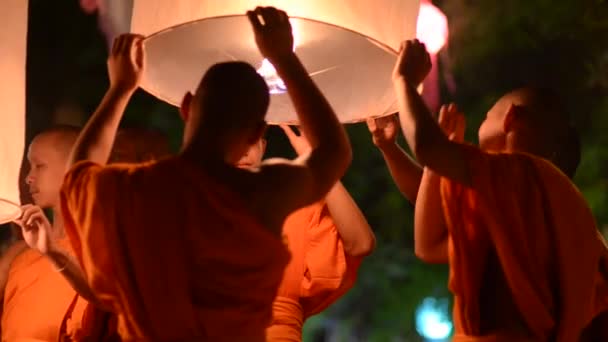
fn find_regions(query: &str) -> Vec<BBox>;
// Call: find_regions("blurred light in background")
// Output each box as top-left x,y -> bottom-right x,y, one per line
415,296 -> 452,341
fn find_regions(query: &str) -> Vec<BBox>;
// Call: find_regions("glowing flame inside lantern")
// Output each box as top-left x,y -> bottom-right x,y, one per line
256,19 -> 300,94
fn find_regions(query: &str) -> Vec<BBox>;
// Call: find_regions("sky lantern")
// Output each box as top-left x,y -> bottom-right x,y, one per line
0,0 -> 28,224
127,0 -> 421,124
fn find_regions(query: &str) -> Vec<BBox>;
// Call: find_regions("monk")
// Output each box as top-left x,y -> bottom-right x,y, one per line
235,125 -> 374,341
394,39 -> 606,341
59,6 -> 351,341
2,126 -> 171,342
1,126 -> 89,342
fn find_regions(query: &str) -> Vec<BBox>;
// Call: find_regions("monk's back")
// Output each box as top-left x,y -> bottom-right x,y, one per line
443,149 -> 601,341
62,157 -> 290,341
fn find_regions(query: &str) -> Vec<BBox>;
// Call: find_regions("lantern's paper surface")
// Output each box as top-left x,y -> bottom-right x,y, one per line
0,0 -> 27,224
131,0 -> 420,124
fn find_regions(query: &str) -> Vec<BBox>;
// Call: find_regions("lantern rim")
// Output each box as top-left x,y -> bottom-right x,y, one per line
0,198 -> 21,225
140,14 -> 399,125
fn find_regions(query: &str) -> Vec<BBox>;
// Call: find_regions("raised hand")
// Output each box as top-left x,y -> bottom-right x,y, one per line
366,114 -> 399,149
438,103 -> 465,142
393,39 -> 432,87
247,7 -> 294,63
13,204 -> 55,255
108,33 -> 145,93
280,124 -> 311,156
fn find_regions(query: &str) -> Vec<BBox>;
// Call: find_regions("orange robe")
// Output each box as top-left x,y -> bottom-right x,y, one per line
439,145 -> 606,341
1,238 -> 88,342
266,202 -> 362,341
60,158 -> 290,341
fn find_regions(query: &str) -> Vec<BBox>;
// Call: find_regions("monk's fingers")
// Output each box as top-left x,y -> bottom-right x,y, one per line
260,7 -> 280,27
279,124 -> 300,141
247,10 -> 263,32
114,35 -> 129,56
438,105 -> 449,126
365,117 -> 378,132
111,35 -> 122,55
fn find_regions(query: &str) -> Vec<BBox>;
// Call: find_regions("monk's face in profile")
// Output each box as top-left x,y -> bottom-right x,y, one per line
25,134 -> 70,208
236,138 -> 267,169
478,93 -> 518,151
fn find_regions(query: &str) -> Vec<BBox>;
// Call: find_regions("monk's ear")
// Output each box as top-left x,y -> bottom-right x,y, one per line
250,121 -> 267,144
180,92 -> 193,122
260,137 -> 267,152
503,104 -> 521,133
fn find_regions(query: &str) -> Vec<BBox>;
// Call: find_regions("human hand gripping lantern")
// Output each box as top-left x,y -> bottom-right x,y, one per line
0,0 -> 27,224
130,0 -> 421,124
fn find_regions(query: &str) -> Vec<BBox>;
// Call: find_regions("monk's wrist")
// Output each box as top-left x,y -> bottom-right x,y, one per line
45,248 -> 69,272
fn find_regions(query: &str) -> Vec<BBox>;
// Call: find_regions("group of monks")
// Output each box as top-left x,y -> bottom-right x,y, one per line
1,6 -> 607,342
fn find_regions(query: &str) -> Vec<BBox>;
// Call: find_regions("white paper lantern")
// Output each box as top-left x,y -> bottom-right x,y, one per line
0,0 -> 27,224
129,0 -> 420,124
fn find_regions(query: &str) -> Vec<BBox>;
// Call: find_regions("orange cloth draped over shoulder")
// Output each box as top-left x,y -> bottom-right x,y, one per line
60,158 -> 290,341
440,145 -> 606,342
266,202 -> 362,341
1,238 -> 88,342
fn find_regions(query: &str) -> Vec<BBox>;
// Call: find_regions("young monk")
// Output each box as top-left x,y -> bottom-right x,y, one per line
3,126 -> 171,341
59,6 -> 351,341
394,39 -> 606,341
1,126 -> 89,341
236,125 -> 374,341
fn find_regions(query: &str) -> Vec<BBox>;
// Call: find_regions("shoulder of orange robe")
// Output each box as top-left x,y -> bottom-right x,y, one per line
439,144 -> 602,342
60,129 -> 171,342
268,201 -> 362,340
59,158 -> 290,341
1,238 -> 85,342
299,201 -> 362,316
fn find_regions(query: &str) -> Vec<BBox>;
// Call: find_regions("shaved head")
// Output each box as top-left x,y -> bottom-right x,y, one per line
33,125 -> 80,157
180,62 -> 270,164
26,125 -> 81,208
480,86 -> 581,178
506,87 -> 580,177
194,61 -> 269,131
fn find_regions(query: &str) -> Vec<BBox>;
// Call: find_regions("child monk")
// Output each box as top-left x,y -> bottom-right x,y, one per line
236,125 -> 374,341
59,6 -> 352,341
2,126 -> 171,341
1,126 -> 89,341
394,39 -> 606,341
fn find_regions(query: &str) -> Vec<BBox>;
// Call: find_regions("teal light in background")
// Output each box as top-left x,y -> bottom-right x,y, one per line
415,296 -> 452,341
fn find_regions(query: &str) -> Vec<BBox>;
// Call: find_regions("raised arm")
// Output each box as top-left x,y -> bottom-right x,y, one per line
281,125 -> 375,257
68,34 -> 144,168
248,7 -> 352,211
393,40 -> 470,186
366,115 -> 423,203
414,105 -> 466,264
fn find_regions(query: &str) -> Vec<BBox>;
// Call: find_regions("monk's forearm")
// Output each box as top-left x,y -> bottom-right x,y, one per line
414,168 -> 448,264
394,79 -> 447,165
68,87 -> 133,167
45,250 -> 102,307
378,142 -> 423,203
273,53 -> 352,185
394,79 -> 471,186
325,182 -> 376,257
